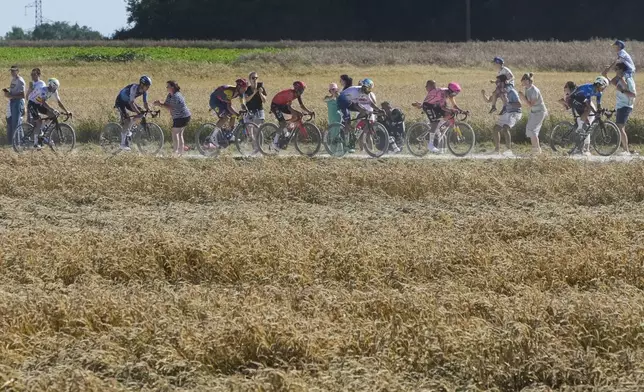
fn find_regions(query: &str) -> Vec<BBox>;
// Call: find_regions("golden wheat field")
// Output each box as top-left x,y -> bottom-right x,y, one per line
1,59 -> 644,391
0,150 -> 643,391
5,63 -> 643,137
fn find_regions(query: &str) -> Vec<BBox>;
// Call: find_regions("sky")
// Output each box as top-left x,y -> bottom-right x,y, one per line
0,0 -> 128,36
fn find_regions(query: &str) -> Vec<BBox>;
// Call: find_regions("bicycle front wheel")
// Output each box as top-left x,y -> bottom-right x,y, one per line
294,123 -> 322,157
135,122 -> 164,155
49,123 -> 76,155
100,122 -> 123,155
12,123 -> 36,154
446,122 -> 475,157
324,123 -> 348,157
257,123 -> 281,156
362,122 -> 389,158
591,121 -> 621,156
549,121 -> 575,154
406,122 -> 431,157
234,122 -> 259,157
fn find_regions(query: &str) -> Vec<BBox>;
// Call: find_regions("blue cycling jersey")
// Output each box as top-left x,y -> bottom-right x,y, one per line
118,84 -> 148,104
572,83 -> 602,105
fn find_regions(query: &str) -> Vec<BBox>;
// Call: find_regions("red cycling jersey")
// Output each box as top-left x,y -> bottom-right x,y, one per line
272,89 -> 298,106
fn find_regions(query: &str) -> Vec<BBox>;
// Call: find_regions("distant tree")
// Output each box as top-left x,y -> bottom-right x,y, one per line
4,26 -> 31,40
31,22 -> 104,40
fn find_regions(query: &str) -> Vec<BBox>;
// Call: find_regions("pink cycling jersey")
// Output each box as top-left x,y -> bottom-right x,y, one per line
424,88 -> 449,107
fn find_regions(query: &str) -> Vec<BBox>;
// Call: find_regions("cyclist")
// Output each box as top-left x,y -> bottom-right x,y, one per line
27,78 -> 72,149
270,81 -> 314,150
569,76 -> 610,155
412,81 -> 462,153
207,79 -> 249,148
337,78 -> 379,152
115,76 -> 152,150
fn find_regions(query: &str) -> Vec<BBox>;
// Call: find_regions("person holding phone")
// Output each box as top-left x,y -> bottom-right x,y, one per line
4,65 -> 26,145
245,71 -> 267,125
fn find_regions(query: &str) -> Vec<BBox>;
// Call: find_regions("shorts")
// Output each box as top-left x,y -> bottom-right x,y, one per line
570,95 -> 588,117
172,116 -> 191,128
245,109 -> 265,123
115,98 -> 141,121
525,110 -> 547,137
615,107 -> 633,125
497,111 -> 522,129
271,103 -> 291,122
337,95 -> 361,122
210,98 -> 232,118
28,101 -> 49,119
423,103 -> 444,121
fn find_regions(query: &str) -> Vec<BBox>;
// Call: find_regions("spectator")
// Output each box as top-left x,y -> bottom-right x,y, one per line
603,62 -> 636,155
3,65 -> 26,145
518,73 -> 547,154
245,71 -> 267,125
340,74 -> 353,91
482,74 -> 522,156
154,80 -> 191,156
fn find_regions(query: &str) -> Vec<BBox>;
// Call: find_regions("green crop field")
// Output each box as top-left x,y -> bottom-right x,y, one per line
0,46 -> 281,64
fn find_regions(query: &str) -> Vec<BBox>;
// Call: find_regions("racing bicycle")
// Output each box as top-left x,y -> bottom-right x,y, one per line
100,110 -> 164,155
406,109 -> 475,157
550,108 -> 621,156
257,113 -> 322,157
194,111 -> 260,157
324,111 -> 391,158
13,112 -> 75,154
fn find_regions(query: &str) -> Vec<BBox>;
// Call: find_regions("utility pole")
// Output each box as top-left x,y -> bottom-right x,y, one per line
465,0 -> 471,41
25,0 -> 43,29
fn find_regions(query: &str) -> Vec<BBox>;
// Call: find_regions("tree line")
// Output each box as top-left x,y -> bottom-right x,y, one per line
3,22 -> 103,41
115,0 -> 644,41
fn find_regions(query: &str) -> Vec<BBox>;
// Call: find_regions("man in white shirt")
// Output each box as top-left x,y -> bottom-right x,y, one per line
3,65 -> 26,144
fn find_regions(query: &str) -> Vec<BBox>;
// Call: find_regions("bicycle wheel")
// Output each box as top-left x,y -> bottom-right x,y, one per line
257,123 -> 281,156
294,123 -> 322,157
324,123 -> 348,157
195,123 -> 222,157
49,123 -> 76,155
100,122 -> 124,155
406,122 -> 431,157
446,122 -> 475,157
362,122 -> 389,158
135,122 -> 164,155
549,121 -> 576,154
591,121 -> 621,156
234,122 -> 259,157
12,123 -> 36,154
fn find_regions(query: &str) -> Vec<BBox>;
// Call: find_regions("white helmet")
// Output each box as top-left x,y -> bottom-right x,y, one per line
48,78 -> 60,90
594,76 -> 609,88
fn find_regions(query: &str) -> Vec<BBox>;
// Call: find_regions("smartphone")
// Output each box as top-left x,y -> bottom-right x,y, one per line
2,88 -> 8,92
257,82 -> 263,89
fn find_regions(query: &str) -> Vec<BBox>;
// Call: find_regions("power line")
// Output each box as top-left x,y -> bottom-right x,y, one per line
25,0 -> 43,29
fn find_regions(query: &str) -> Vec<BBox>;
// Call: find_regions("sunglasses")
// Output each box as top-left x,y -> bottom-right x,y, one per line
251,77 -> 258,80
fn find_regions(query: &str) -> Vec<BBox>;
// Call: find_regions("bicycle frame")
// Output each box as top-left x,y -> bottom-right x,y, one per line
419,109 -> 469,143
567,108 -> 615,154
283,113 -> 316,143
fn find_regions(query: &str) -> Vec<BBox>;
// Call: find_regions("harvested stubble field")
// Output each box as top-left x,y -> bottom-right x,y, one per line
0,152 -> 643,391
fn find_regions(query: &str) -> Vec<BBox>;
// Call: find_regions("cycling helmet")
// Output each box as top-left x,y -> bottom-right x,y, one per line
139,75 -> 152,86
493,57 -> 504,65
594,76 -> 609,88
48,78 -> 60,90
361,78 -> 374,90
235,78 -> 249,89
293,81 -> 306,91
447,82 -> 462,93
